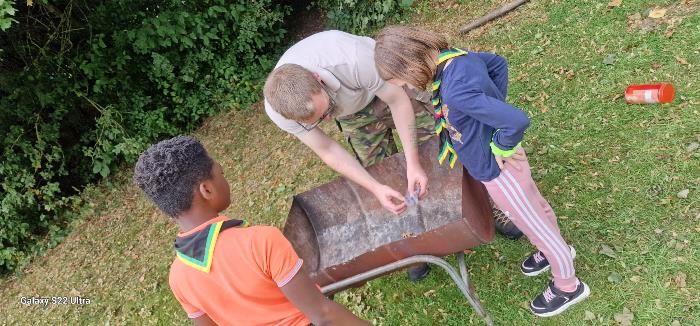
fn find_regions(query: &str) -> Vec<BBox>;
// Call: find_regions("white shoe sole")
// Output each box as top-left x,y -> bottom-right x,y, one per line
522,264 -> 550,276
532,281 -> 591,317
521,246 -> 577,277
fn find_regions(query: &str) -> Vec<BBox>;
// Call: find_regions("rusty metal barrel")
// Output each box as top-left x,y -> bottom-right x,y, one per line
283,138 -> 495,289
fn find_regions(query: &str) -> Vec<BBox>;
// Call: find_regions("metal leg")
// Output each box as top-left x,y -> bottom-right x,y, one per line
457,252 -> 494,326
320,255 -> 493,326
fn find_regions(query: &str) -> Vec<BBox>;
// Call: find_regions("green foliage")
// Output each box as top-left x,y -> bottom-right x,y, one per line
315,0 -> 415,34
0,0 -> 289,273
0,0 -> 409,274
0,0 -> 17,31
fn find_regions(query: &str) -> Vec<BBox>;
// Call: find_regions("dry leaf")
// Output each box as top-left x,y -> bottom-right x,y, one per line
608,272 -> 623,283
649,8 -> 667,19
651,63 -> 663,69
671,256 -> 688,263
608,0 -> 622,8
687,142 -> 699,152
603,54 -> 616,65
665,29 -> 676,38
614,307 -> 634,325
630,275 -> 641,283
628,12 -> 642,23
675,241 -> 687,250
519,300 -> 531,310
584,310 -> 596,321
423,289 -> 436,297
674,271 -> 687,288
677,189 -> 689,199
676,56 -> 689,65
599,244 -> 617,258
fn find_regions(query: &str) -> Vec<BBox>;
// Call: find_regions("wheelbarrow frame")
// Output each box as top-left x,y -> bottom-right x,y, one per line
282,138 -> 496,325
320,253 -> 494,326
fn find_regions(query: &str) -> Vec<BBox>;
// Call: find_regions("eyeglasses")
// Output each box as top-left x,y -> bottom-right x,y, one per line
296,86 -> 337,131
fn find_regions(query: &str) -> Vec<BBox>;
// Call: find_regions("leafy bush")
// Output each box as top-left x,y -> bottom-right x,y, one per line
0,0 -> 414,274
0,0 -> 289,273
315,0 -> 414,34
0,0 -> 17,31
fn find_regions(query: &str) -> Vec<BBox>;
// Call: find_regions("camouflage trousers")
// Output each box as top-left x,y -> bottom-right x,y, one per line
336,88 -> 519,236
336,87 -> 436,167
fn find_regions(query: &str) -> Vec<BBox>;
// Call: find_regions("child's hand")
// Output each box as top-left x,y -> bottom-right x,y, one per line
406,165 -> 428,199
494,151 -> 526,171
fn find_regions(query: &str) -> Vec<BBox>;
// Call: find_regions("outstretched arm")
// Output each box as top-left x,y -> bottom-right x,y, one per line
298,127 -> 406,214
376,83 -> 428,198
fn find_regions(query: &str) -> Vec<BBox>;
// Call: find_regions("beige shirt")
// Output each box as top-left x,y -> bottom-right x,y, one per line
264,30 -> 387,136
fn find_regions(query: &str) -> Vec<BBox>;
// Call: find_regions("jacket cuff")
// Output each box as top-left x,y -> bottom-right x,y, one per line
490,141 -> 522,157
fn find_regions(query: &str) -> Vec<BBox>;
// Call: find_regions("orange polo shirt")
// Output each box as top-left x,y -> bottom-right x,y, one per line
169,216 -> 310,326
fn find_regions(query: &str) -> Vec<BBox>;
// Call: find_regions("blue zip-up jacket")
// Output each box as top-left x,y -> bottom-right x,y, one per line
440,52 -> 530,181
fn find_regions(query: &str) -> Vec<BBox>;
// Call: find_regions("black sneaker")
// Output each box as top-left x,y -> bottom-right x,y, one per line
521,246 -> 576,276
406,263 -> 431,282
530,280 -> 590,317
493,207 -> 523,240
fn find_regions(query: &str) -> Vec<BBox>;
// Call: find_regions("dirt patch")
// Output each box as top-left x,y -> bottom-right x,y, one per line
410,0 -> 546,44
627,1 -> 699,37
283,2 -> 327,41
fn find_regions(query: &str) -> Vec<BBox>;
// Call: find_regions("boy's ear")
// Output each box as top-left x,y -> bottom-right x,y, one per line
198,180 -> 214,200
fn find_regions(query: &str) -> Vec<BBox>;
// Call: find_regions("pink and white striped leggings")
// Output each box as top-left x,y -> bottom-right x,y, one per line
481,149 -> 578,291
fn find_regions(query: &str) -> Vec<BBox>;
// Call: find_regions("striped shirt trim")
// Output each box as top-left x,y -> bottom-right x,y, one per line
276,259 -> 304,287
188,310 -> 205,319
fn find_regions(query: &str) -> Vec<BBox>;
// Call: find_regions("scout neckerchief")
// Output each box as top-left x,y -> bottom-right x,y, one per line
174,218 -> 249,273
431,48 -> 468,168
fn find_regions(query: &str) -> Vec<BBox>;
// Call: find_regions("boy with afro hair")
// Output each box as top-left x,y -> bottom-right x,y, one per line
134,135 -> 368,326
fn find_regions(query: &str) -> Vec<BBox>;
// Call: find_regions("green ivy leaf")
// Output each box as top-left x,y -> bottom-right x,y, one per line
99,164 -> 110,178
0,18 -> 15,31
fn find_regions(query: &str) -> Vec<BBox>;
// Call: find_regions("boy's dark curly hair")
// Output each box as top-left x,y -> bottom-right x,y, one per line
133,136 -> 213,217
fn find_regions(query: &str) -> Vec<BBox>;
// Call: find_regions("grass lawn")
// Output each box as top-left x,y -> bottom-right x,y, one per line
1,0 -> 699,325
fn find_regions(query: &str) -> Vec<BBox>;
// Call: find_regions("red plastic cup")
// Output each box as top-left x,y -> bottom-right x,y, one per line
625,84 -> 675,104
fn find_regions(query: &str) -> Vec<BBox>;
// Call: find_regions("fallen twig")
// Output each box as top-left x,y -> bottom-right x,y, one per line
459,0 -> 530,34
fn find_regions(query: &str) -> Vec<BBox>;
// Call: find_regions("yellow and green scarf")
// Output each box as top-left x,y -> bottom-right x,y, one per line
174,219 -> 248,273
431,48 -> 468,168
